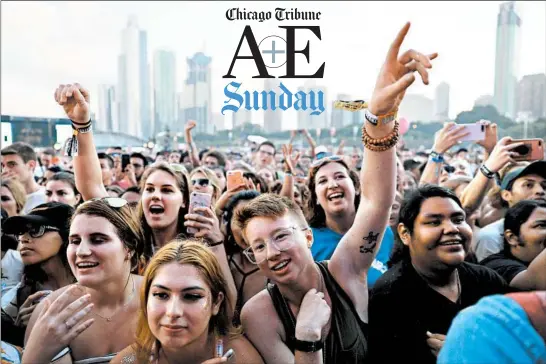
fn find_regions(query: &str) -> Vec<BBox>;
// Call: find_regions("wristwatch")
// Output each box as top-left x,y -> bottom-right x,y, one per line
293,338 -> 324,353
429,151 -> 444,163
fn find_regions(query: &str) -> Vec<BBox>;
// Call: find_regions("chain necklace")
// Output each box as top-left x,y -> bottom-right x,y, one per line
91,274 -> 135,322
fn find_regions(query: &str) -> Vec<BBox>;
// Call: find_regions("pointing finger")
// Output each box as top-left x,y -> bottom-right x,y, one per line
387,22 -> 411,61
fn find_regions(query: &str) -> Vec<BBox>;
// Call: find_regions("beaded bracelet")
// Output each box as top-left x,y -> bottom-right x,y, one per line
361,120 -> 400,152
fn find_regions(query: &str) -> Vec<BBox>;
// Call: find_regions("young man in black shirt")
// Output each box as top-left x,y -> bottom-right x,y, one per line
481,199 -> 546,290
368,185 -> 509,364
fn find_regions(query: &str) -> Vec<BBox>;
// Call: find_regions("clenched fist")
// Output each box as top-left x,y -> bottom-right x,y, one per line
295,288 -> 331,342
54,83 -> 90,124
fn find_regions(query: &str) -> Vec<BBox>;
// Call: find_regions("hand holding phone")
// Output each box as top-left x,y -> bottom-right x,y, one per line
226,170 -> 245,191
452,124 -> 486,142
187,192 -> 212,235
507,138 -> 544,161
121,154 -> 131,171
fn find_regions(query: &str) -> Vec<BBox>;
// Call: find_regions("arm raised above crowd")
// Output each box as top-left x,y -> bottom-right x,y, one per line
54,84 -> 108,200
329,23 -> 438,319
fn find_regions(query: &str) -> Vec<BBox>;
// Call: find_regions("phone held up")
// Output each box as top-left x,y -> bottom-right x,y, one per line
226,170 -> 244,191
507,138 -> 544,162
121,154 -> 131,171
187,191 -> 212,235
452,123 -> 486,142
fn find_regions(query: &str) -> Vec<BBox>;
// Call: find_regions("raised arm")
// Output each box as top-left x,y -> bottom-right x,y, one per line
184,120 -> 201,167
459,136 -> 522,214
302,130 -> 317,158
54,84 -> 108,200
279,144 -> 300,201
329,23 -> 437,314
419,122 -> 469,186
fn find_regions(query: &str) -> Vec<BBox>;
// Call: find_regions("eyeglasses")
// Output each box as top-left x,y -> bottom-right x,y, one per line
132,163 -> 143,169
20,225 -> 60,238
243,226 -> 309,265
80,197 -> 128,209
311,155 -> 343,168
191,178 -> 210,187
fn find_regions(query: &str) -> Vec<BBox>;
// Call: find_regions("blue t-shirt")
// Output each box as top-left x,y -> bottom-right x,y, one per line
438,294 -> 546,364
310,226 -> 395,288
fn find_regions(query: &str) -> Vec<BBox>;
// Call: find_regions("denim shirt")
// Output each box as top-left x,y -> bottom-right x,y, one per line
438,294 -> 546,364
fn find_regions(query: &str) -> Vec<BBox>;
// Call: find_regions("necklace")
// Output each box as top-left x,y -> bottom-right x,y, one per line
92,274 -> 135,322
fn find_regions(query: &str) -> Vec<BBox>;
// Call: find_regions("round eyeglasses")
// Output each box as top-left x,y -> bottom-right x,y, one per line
243,226 -> 309,264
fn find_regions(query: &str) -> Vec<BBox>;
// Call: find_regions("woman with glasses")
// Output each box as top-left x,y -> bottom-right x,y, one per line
22,197 -> 146,363
2,202 -> 76,347
111,240 -> 263,364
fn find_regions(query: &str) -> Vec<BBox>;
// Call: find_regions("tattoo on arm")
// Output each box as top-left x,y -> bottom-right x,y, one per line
359,231 -> 380,254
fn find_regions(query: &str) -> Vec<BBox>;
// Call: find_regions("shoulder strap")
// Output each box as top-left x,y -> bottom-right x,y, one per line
266,282 -> 297,353
507,291 -> 546,341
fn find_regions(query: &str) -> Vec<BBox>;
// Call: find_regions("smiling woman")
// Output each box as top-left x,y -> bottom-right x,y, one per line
21,198 -> 147,364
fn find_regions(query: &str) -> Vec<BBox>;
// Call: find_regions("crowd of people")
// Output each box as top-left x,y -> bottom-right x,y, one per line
2,22 -> 546,363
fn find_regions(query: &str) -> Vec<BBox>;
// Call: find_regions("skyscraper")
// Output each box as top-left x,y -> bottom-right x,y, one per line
399,94 -> 434,123
331,93 -> 352,129
493,1 -> 522,119
232,108 -> 252,129
517,73 -> 546,120
97,84 -> 117,132
434,82 -> 450,120
297,80 -> 329,130
263,79 -> 282,133
117,16 -> 151,139
153,49 -> 177,134
179,52 -> 213,134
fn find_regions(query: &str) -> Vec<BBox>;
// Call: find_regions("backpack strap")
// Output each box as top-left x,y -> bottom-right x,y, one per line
507,291 -> 546,341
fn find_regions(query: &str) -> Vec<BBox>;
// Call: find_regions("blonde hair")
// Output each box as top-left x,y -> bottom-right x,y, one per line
1,179 -> 27,215
189,166 -> 221,202
134,240 -> 233,362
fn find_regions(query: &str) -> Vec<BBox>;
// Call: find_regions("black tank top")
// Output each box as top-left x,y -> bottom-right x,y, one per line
266,261 -> 369,363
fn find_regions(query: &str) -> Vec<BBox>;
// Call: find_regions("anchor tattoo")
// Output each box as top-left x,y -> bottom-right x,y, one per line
360,231 -> 380,254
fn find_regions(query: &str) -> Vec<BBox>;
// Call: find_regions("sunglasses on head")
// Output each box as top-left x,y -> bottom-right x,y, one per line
80,197 -> 128,209
191,178 -> 210,187
311,155 -> 343,168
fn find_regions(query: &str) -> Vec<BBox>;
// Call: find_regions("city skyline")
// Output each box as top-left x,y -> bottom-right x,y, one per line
2,1 -> 545,132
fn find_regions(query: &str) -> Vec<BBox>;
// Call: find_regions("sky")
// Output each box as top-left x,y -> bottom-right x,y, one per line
1,1 -> 545,131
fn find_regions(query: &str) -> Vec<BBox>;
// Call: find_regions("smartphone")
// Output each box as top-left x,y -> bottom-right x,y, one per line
187,192 -> 212,235
456,124 -> 486,142
222,349 -> 235,361
508,138 -> 544,161
226,170 -> 244,190
121,154 -> 131,171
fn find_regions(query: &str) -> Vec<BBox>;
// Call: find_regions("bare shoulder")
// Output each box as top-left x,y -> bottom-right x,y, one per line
225,335 -> 265,364
110,345 -> 139,364
240,289 -> 277,326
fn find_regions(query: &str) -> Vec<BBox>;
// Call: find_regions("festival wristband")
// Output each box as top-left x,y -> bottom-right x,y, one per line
429,151 -> 444,163
293,339 -> 324,353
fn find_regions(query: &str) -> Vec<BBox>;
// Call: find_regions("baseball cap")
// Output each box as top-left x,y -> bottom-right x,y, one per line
500,160 -> 546,191
3,202 -> 74,236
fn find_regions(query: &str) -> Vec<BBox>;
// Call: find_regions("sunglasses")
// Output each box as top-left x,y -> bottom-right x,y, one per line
443,165 -> 456,174
191,178 -> 210,187
19,225 -> 60,238
80,197 -> 128,209
311,155 -> 343,168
